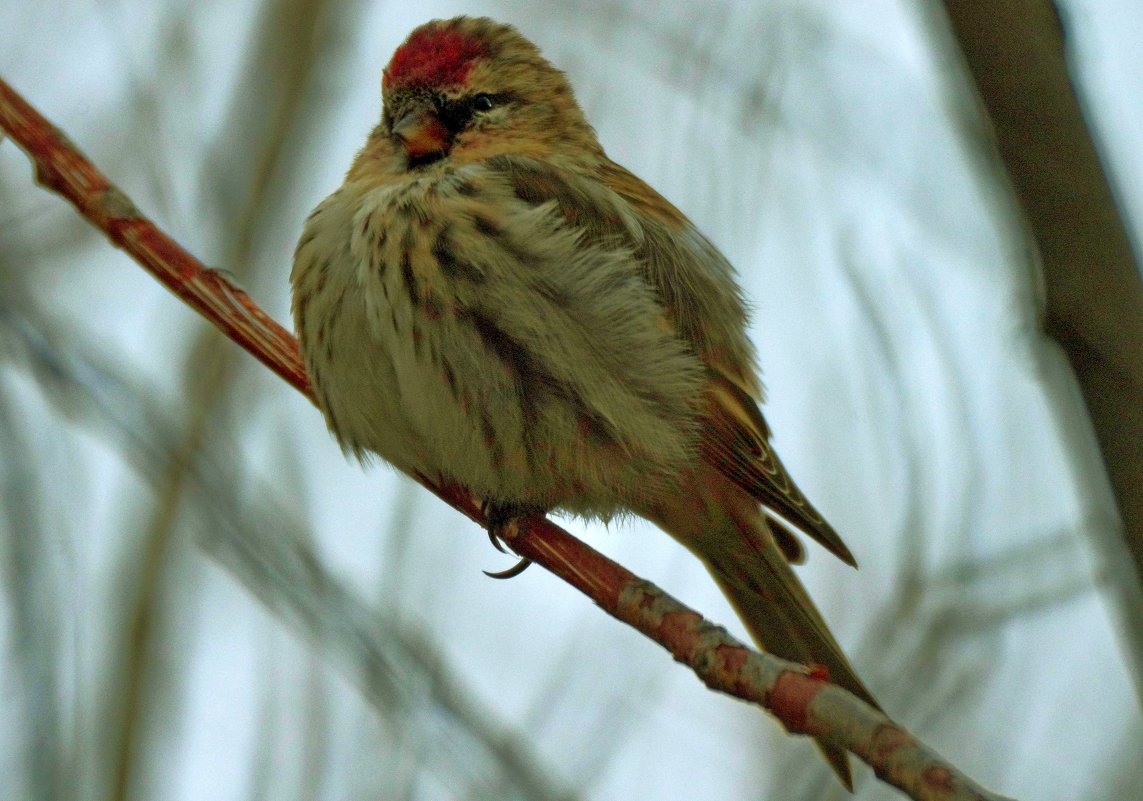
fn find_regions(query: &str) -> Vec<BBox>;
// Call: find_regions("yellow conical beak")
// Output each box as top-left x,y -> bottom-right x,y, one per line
392,110 -> 450,159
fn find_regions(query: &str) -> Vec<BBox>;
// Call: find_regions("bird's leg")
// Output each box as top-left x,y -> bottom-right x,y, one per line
481,500 -> 544,579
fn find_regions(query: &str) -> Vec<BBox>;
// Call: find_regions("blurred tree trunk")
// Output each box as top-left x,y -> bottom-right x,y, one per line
938,0 -> 1143,697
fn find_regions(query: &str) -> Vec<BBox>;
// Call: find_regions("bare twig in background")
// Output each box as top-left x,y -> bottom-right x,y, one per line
934,0 -> 1143,698
0,295 -> 574,801
0,383 -> 72,801
105,1 -> 339,795
0,77 -> 1017,801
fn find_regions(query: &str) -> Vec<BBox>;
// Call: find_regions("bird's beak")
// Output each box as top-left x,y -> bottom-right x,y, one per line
392,109 -> 450,159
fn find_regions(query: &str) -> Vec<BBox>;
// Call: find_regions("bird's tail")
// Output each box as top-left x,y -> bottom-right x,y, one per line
648,472 -> 878,789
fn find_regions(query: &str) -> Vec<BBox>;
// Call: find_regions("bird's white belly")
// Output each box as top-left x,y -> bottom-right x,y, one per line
312,286 -> 423,470
294,185 -> 507,490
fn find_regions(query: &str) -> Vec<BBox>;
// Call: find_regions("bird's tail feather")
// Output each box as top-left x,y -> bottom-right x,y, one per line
654,478 -> 878,789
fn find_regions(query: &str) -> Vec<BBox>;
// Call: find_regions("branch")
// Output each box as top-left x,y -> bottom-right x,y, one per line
936,0 -> 1143,698
0,296 -> 573,801
0,76 -> 1014,801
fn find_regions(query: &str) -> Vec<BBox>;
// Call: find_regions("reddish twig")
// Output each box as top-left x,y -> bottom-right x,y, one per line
0,77 -> 1015,801
0,81 -> 309,399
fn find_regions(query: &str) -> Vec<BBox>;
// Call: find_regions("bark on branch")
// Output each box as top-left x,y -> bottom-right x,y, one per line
0,76 -> 1014,801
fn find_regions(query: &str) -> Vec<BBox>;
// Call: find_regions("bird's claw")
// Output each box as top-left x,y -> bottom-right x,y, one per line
487,526 -> 509,554
482,559 -> 532,580
481,500 -> 542,580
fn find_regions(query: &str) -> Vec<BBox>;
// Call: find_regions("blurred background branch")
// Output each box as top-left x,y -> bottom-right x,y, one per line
936,0 -> 1143,699
105,1 -> 337,797
0,290 -> 575,801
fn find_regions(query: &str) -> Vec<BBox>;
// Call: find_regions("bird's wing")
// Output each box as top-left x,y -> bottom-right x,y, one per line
404,157 -> 708,501
593,158 -> 856,566
596,162 -> 836,552
700,370 -> 855,565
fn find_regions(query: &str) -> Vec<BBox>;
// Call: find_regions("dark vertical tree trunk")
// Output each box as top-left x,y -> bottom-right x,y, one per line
939,0 -> 1143,698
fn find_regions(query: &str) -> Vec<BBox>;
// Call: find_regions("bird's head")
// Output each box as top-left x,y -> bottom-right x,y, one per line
362,17 -> 602,173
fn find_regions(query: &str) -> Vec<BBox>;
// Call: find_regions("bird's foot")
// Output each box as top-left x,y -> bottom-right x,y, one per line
481,500 -> 544,579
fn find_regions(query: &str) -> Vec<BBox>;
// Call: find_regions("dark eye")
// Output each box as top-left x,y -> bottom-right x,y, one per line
472,94 -> 495,112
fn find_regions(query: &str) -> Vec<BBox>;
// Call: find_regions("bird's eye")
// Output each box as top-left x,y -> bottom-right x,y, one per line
472,94 -> 495,112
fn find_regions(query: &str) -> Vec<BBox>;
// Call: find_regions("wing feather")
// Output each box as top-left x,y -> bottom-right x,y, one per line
488,155 -> 857,566
702,371 -> 856,566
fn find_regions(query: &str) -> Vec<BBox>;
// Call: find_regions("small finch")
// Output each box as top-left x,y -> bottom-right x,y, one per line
292,16 -> 877,785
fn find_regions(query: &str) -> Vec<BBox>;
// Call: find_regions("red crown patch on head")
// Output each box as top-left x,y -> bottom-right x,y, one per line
383,26 -> 488,91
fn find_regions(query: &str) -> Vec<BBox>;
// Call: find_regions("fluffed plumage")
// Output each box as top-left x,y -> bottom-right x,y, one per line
291,16 -> 876,787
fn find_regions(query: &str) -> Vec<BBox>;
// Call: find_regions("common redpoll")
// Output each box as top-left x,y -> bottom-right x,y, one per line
292,16 -> 877,785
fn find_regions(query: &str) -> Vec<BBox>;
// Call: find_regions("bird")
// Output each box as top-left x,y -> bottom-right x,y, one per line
291,16 -> 877,786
